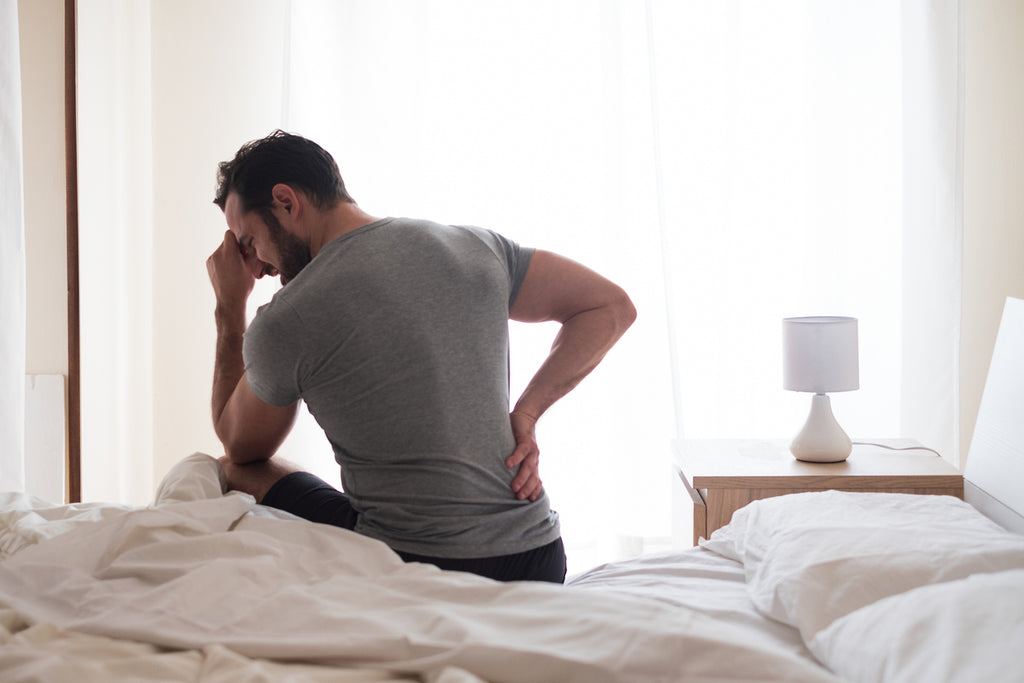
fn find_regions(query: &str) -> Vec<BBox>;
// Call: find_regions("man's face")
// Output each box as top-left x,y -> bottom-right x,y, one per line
224,192 -> 312,285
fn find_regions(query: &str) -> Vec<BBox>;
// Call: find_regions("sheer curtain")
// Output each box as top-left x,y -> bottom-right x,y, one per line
277,0 -> 962,568
75,0 -> 962,572
77,0 -> 156,504
652,0 -> 962,451
1,0 -> 27,493
280,0 -> 675,566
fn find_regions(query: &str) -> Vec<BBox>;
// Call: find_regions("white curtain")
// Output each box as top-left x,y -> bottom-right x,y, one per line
77,0 -> 156,504
0,0 -> 27,493
651,0 -> 962,451
76,0 -> 962,572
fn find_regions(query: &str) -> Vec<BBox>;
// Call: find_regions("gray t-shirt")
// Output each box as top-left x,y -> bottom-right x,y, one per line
243,217 -> 560,558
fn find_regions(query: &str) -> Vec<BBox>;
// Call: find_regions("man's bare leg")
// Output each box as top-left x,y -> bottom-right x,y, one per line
218,456 -> 301,504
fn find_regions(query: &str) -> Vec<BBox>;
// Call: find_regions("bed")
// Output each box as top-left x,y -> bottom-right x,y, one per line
2,299 -> 1023,682
1,456 -> 1022,683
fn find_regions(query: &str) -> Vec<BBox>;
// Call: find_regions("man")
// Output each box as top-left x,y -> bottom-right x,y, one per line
206,131 -> 635,583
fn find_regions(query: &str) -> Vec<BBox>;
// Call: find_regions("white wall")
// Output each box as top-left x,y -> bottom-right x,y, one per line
961,0 -> 1024,463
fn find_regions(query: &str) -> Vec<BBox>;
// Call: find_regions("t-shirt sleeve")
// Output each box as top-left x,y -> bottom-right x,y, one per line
462,226 -> 535,308
242,300 -> 304,407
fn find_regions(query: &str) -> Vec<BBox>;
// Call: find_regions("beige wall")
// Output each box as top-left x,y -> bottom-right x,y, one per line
960,0 -> 1024,463
19,0 -> 67,377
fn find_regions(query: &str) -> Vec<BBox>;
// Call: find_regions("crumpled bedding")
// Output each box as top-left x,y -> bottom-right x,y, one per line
0,453 -> 838,683
9,453 -> 1020,682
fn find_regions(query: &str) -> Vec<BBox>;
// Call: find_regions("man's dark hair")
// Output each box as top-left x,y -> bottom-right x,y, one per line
213,131 -> 354,213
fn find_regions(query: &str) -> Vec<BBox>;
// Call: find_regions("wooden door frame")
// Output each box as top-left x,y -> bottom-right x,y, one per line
64,0 -> 80,503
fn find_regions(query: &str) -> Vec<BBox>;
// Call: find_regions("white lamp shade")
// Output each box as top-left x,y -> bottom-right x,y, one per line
783,316 -> 859,393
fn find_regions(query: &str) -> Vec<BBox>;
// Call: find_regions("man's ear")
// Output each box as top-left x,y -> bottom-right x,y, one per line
270,183 -> 300,217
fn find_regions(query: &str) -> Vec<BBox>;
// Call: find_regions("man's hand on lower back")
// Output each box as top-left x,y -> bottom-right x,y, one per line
506,410 -> 543,502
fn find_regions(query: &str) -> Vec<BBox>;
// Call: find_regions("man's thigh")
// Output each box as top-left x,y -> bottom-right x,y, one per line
399,537 -> 567,583
260,470 -> 360,530
260,473 -> 566,583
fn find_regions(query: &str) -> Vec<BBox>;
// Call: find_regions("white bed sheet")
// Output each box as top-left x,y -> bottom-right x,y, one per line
0,453 -> 839,683
569,545 -> 814,664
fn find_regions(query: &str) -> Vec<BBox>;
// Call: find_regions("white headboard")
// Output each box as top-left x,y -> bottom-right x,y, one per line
964,297 -> 1024,534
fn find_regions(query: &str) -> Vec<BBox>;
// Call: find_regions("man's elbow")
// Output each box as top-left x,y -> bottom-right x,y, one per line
215,421 -> 274,465
222,441 -> 274,465
611,288 -> 637,337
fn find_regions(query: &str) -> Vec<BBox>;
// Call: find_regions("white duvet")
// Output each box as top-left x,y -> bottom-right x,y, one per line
0,454 -> 838,683
4,455 -> 1023,682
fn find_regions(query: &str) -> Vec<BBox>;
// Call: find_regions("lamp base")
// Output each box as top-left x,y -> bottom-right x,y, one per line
790,393 -> 852,463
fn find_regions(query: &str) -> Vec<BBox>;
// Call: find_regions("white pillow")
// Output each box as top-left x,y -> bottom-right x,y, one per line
703,491 -> 1024,640
153,452 -> 227,505
809,569 -> 1024,683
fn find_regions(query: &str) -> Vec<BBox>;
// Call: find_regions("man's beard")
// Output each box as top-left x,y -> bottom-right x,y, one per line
263,209 -> 312,285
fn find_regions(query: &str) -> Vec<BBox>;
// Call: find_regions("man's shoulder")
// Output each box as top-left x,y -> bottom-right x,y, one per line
248,292 -> 302,339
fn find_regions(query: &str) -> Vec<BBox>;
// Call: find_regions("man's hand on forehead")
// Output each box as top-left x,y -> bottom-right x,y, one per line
235,235 -> 278,280
207,230 -> 257,312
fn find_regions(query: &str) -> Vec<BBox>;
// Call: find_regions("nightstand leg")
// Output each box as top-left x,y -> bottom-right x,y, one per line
692,502 -> 707,546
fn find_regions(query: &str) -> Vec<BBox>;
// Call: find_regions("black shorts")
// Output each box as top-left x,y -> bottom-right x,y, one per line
261,471 -> 567,584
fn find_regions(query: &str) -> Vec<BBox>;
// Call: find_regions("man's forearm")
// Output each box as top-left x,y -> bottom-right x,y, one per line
207,229 -> 296,463
504,249 -> 635,500
210,306 -> 298,464
211,306 -> 247,438
513,296 -> 635,420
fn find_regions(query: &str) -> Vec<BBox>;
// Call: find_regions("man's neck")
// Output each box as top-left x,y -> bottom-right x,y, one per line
309,202 -> 381,257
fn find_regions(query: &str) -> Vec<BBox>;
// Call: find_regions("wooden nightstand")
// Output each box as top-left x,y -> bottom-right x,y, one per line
675,439 -> 964,546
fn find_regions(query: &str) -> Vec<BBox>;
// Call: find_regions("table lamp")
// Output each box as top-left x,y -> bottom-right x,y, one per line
782,316 -> 859,462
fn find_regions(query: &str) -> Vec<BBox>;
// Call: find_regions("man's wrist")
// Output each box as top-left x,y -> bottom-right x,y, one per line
511,406 -> 541,422
214,304 -> 246,333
